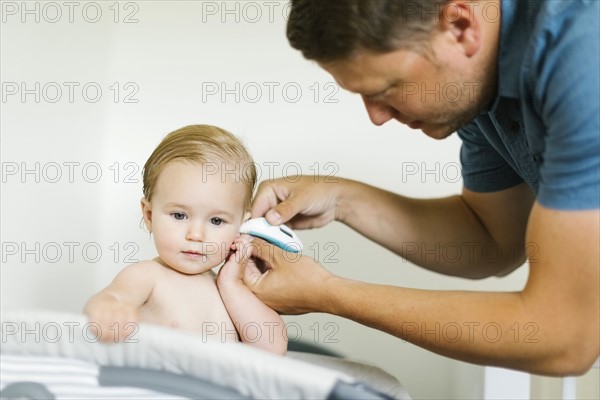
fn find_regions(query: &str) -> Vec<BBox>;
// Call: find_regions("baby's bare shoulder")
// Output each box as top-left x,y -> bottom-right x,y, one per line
116,258 -> 169,279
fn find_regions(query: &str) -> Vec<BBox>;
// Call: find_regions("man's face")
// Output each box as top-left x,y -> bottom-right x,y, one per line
319,34 -> 496,139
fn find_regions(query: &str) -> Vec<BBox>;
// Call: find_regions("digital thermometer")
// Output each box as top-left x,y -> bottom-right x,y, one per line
239,218 -> 303,253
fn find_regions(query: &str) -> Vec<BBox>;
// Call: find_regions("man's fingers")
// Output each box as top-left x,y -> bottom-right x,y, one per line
251,181 -> 301,225
248,238 -> 281,267
251,184 -> 280,219
267,194 -> 305,225
243,258 -> 265,287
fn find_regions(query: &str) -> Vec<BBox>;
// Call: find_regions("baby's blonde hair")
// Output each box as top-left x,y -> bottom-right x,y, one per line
142,125 -> 257,210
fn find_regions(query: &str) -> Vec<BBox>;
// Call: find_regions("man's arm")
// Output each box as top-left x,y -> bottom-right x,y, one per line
338,180 -> 535,278
254,203 -> 597,375
253,176 -> 535,279
327,203 -> 599,375
248,177 -> 598,374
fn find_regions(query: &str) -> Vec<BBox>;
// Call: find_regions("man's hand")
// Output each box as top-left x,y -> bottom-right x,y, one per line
243,238 -> 336,314
251,175 -> 344,228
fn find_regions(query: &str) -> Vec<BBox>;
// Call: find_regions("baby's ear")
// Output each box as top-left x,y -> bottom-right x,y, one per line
140,198 -> 153,231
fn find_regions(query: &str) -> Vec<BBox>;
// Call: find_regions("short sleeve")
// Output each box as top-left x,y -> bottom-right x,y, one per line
528,1 -> 600,210
458,120 -> 524,192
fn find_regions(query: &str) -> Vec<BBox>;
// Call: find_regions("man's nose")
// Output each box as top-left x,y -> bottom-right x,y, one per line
362,96 -> 396,126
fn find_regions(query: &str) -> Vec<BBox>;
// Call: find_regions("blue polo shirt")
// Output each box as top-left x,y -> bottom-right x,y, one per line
458,0 -> 599,210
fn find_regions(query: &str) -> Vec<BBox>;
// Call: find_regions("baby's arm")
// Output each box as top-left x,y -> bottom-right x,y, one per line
217,239 -> 287,355
83,261 -> 157,342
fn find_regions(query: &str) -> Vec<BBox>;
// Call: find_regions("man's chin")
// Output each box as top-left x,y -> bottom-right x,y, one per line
419,124 -> 456,140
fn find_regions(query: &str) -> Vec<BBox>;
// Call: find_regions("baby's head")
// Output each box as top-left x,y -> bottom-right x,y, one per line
143,124 -> 256,208
141,125 -> 257,273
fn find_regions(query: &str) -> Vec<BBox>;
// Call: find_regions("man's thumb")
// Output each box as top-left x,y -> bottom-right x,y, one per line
266,199 -> 298,225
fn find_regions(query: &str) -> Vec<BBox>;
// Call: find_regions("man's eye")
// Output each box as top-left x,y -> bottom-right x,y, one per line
171,212 -> 186,220
210,217 -> 224,226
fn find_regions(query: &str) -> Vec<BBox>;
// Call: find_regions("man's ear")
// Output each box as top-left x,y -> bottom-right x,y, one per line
141,198 -> 153,232
439,1 -> 481,57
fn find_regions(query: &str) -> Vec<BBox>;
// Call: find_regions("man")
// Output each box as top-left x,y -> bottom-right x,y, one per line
244,0 -> 599,375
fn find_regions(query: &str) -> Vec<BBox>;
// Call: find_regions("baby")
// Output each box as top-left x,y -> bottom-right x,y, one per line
84,125 -> 287,355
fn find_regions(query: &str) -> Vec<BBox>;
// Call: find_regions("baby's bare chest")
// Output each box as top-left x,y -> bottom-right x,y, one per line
139,273 -> 235,336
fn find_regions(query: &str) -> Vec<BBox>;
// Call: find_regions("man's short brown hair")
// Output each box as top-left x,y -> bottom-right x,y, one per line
287,0 -> 447,62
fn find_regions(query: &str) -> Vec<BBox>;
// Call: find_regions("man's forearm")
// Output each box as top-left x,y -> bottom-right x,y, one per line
336,180 -> 529,277
320,276 -> 585,376
311,203 -> 598,376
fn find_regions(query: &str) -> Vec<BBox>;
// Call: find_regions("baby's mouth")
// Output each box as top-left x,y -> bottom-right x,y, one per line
182,251 -> 205,258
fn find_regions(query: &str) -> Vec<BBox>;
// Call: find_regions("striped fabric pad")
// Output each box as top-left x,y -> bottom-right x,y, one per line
0,354 -> 186,399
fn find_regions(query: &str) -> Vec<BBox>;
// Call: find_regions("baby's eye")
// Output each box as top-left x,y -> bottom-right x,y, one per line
210,217 -> 224,226
171,212 -> 187,221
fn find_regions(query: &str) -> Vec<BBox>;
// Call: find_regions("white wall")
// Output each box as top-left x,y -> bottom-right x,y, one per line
6,2 -> 595,399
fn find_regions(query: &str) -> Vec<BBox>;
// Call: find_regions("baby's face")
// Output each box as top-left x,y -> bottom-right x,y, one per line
142,160 -> 249,274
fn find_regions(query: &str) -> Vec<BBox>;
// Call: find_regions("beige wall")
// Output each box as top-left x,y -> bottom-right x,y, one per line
531,370 -> 599,400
